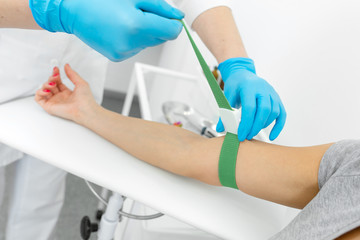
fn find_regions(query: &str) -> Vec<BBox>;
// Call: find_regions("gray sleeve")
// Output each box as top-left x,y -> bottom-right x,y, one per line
270,140 -> 360,240
318,139 -> 360,188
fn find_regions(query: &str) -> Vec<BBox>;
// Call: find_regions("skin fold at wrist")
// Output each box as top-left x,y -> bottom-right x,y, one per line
74,102 -> 102,126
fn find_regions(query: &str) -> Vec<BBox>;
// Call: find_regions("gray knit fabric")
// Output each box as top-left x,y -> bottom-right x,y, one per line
270,140 -> 360,240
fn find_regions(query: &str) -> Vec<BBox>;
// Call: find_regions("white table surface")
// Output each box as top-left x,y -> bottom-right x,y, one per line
0,97 -> 288,240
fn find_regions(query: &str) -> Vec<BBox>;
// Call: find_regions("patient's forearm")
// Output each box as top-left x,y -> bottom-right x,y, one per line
0,0 -> 40,29
79,105 -> 219,184
79,105 -> 332,209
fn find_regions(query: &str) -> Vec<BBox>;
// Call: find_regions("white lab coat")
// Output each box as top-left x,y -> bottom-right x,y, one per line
172,0 -> 231,26
0,29 -> 108,240
0,30 -> 108,166
0,30 -> 67,166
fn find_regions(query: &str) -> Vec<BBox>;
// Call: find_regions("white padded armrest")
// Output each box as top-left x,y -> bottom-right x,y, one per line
0,97 -> 288,240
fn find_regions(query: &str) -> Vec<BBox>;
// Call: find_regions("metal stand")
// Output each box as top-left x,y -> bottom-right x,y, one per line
97,193 -> 124,240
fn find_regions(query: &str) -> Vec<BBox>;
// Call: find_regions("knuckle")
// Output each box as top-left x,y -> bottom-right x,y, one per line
272,107 -> 280,115
122,17 -> 141,35
261,105 -> 271,114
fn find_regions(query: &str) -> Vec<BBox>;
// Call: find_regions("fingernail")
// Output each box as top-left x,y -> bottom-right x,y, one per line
172,8 -> 185,18
43,89 -> 50,93
53,73 -> 59,77
49,82 -> 56,86
238,132 -> 246,141
53,67 -> 56,72
269,135 -> 276,141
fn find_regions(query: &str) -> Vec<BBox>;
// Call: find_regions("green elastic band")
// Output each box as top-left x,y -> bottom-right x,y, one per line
180,20 -> 232,111
181,20 -> 240,189
218,133 -> 239,189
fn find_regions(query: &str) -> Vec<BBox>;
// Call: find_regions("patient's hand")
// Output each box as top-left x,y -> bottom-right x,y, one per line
35,64 -> 98,123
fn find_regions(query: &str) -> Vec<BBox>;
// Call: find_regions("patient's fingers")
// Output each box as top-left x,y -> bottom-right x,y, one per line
52,66 -> 59,75
49,66 -> 72,92
35,88 -> 53,106
45,81 -> 59,94
58,82 -> 69,92
34,90 -> 42,103
41,79 -> 58,95
40,88 -> 53,97
64,64 -> 87,86
50,67 -> 61,83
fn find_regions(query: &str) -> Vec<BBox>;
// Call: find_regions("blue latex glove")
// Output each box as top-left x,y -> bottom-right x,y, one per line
29,0 -> 184,61
216,57 -> 286,141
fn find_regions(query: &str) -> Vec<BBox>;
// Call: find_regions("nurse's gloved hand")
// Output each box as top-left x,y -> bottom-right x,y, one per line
216,57 -> 286,141
29,0 -> 184,61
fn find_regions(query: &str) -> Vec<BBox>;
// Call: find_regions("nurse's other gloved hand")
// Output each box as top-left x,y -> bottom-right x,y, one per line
29,0 -> 184,61
35,64 -> 98,123
216,57 -> 286,141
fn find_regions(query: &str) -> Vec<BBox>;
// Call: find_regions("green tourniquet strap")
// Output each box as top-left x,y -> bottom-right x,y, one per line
180,20 -> 239,189
181,20 -> 232,111
218,133 -> 239,189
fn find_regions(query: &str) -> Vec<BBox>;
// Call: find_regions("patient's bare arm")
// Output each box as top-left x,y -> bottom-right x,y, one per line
35,65 -> 333,210
0,0 -> 40,29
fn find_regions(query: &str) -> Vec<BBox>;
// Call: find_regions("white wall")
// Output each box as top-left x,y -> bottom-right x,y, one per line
104,45 -> 163,93
104,0 -> 360,146
231,0 -> 360,146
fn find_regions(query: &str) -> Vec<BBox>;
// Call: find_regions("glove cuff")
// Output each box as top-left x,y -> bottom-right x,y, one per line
29,0 -> 66,32
218,57 -> 256,82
